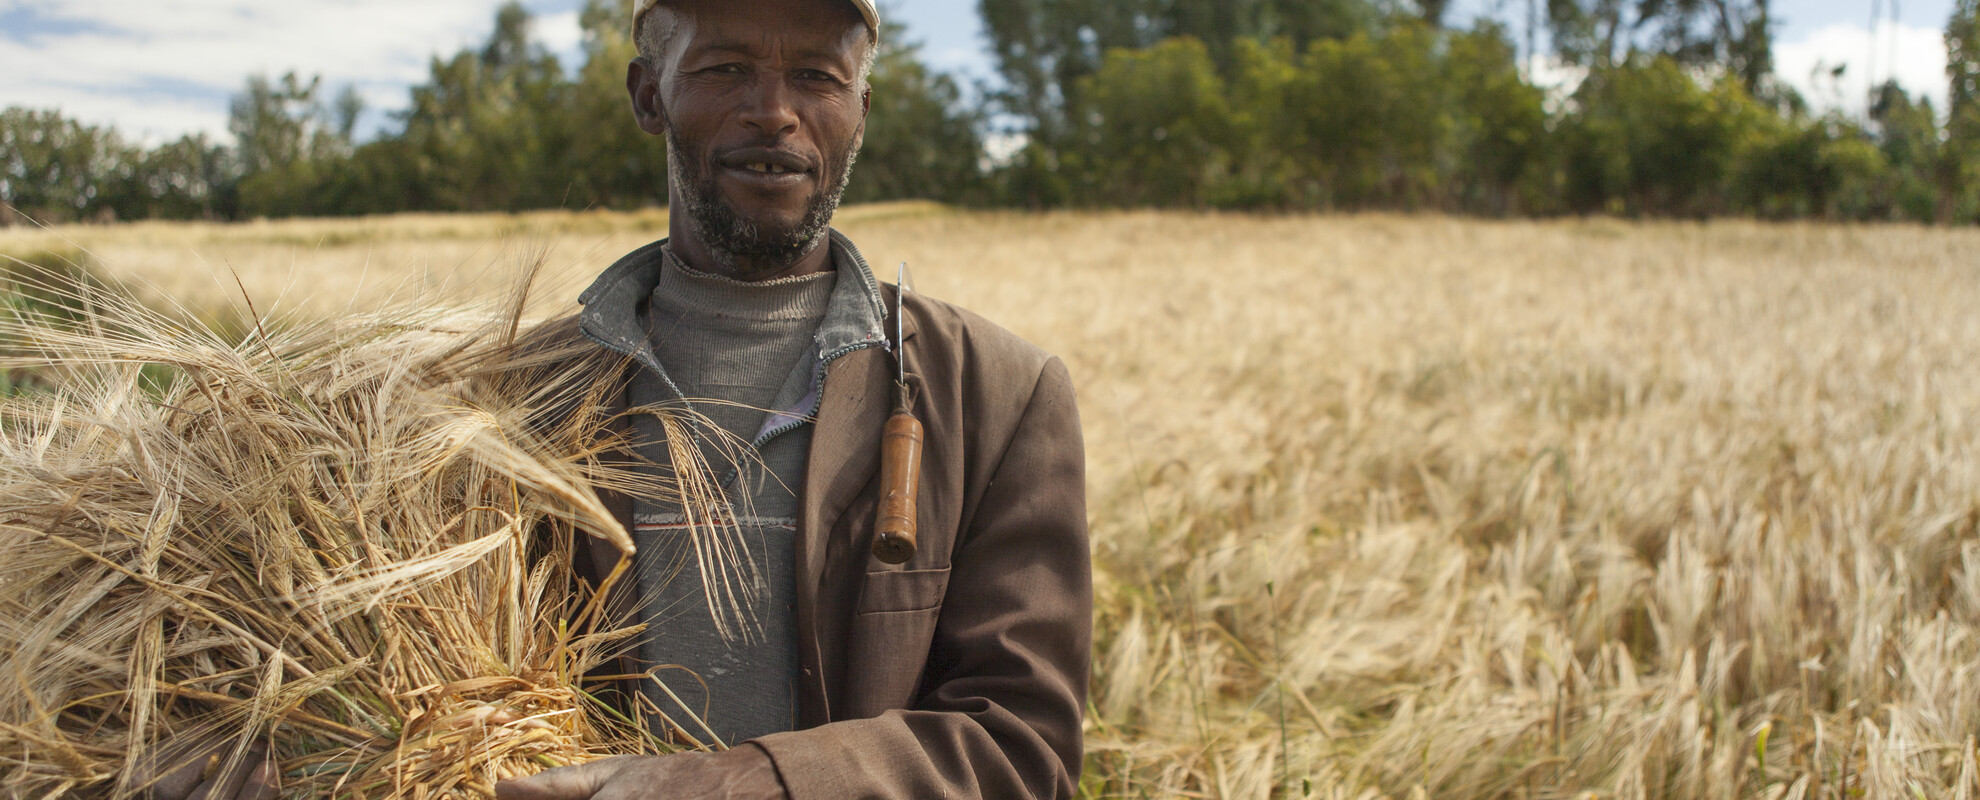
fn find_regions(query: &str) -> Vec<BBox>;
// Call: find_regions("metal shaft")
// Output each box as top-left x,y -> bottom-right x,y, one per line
873,265 -> 922,564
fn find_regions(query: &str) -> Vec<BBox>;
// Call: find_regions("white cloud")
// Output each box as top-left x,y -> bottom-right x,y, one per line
1516,55 -> 1587,115
536,10 -> 584,66
1775,20 -> 1949,117
0,0 -> 551,142
1523,55 -> 1587,91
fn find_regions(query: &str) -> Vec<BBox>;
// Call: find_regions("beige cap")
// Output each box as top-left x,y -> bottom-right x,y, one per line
632,0 -> 880,42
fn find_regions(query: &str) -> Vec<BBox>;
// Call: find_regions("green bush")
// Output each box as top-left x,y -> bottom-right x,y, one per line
1057,22 -> 1544,213
1559,57 -> 1769,216
1071,37 -> 1235,207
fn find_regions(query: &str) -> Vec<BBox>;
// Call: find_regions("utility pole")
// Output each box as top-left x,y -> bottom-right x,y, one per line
1868,0 -> 1881,91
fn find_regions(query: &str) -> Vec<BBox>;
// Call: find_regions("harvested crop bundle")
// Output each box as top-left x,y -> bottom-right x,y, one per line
0,264 -> 732,798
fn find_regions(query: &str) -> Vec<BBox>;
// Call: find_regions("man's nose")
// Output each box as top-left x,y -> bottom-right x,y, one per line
737,76 -> 800,137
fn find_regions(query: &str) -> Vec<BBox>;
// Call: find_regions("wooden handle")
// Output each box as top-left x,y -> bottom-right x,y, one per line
872,406 -> 924,565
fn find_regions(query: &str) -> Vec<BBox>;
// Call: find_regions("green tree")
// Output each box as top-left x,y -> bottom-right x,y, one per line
1548,0 -> 1774,93
1733,112 -> 1887,219
2,108 -> 241,224
561,0 -> 669,209
1866,81 -> 1942,220
395,1 -> 575,212
1066,37 -> 1232,206
1055,20 -> 1544,213
230,73 -> 347,175
229,72 -> 362,216
1222,36 -> 1304,206
1645,0 -> 1774,94
0,109 -> 134,223
1945,0 -> 1980,221
1559,56 -> 1767,216
133,134 -> 237,221
1445,23 -> 1549,213
847,20 -> 988,203
1546,0 -> 1636,70
978,0 -> 1369,140
1283,23 -> 1451,208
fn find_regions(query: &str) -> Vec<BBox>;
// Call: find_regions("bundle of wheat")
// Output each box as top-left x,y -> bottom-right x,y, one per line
0,263 -> 727,799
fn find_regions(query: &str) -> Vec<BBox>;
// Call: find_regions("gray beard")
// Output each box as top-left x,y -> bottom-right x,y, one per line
667,132 -> 858,280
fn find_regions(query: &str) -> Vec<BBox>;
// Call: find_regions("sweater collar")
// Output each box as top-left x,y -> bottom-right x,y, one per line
577,229 -> 890,389
651,247 -> 836,325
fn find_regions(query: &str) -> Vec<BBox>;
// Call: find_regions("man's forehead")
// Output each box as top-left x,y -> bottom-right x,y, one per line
634,0 -> 879,42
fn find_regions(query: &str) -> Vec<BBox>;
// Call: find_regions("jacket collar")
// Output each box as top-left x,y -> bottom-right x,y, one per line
575,238 -> 677,396
812,229 -> 892,359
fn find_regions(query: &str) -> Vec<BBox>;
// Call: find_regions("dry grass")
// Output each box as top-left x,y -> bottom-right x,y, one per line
7,208 -> 1979,798
0,262 -> 759,798
0,203 -> 943,323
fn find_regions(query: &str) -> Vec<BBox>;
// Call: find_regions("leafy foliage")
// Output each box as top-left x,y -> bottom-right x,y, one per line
845,20 -> 988,204
1946,0 -> 1980,221
4,0 -> 1980,223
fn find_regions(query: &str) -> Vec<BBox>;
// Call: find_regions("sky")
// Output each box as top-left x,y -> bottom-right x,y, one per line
0,0 -> 1962,145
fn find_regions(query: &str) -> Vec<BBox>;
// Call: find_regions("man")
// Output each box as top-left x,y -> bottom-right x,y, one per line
136,1 -> 1084,797
494,1 -> 1091,798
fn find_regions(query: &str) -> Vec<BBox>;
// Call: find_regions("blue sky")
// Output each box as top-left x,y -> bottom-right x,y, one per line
0,0 -> 1959,144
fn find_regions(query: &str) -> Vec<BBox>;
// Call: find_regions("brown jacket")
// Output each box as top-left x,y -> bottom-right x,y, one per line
530,278 -> 1091,799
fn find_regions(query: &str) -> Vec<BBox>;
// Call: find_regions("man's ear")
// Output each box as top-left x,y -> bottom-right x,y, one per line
626,58 -> 668,136
852,91 -> 869,153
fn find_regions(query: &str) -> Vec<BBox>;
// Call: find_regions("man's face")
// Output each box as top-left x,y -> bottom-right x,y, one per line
630,0 -> 870,276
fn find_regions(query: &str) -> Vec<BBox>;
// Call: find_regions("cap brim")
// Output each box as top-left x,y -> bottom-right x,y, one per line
633,0 -> 881,40
848,0 -> 880,35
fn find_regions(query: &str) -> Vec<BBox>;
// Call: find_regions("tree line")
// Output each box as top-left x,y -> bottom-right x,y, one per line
5,0 -> 1980,224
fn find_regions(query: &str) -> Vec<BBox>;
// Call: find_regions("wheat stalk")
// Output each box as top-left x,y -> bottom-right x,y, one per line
0,257 -> 739,799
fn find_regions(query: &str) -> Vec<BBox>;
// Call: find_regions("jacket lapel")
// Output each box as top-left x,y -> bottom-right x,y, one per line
801,285 -> 920,581
795,285 -> 916,723
802,345 -> 890,575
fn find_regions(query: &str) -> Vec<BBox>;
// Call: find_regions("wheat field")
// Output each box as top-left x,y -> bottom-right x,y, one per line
6,208 -> 1979,799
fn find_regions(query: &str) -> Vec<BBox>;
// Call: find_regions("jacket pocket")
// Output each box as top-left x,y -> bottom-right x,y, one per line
856,567 -> 951,614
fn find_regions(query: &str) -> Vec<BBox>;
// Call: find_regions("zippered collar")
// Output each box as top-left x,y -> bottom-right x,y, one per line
809,228 -> 892,362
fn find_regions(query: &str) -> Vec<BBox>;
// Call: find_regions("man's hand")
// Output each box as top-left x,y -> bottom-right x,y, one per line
495,746 -> 784,800
132,738 -> 277,800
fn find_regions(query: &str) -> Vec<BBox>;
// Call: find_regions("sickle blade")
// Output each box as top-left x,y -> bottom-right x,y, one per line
896,263 -> 912,384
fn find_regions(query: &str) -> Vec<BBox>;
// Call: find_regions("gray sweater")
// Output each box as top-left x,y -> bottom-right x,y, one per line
630,251 -> 834,747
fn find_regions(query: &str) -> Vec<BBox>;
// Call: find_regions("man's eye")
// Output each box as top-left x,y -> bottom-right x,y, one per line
709,63 -> 746,74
